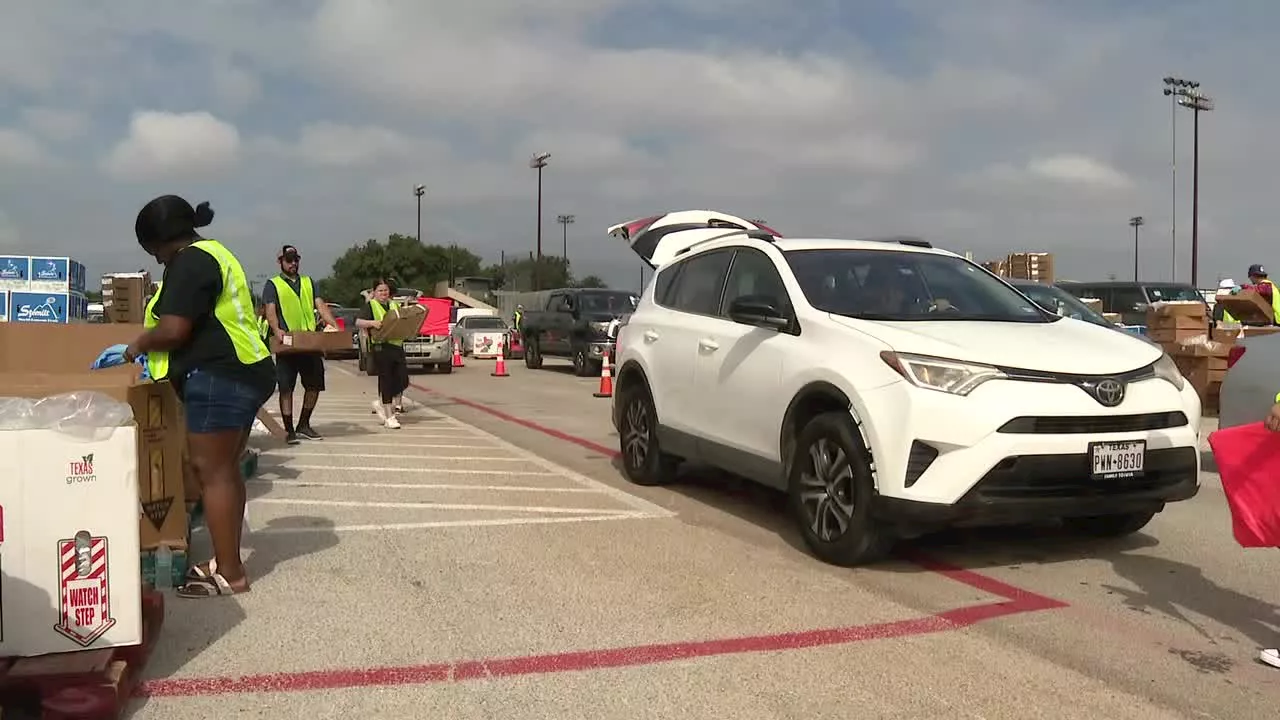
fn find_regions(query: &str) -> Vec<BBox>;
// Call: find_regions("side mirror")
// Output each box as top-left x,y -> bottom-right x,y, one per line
727,296 -> 790,331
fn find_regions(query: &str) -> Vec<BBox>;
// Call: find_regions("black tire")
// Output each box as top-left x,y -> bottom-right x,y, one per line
524,338 -> 543,369
572,347 -> 592,376
438,363 -> 453,374
1061,511 -> 1155,538
617,385 -> 680,486
363,353 -> 377,376
788,412 -> 891,567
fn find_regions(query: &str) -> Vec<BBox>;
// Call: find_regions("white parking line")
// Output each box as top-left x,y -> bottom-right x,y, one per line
261,453 -> 525,461
259,480 -> 602,494
280,439 -> 488,447
261,464 -> 558,476
250,513 -> 658,535
252,498 -> 637,515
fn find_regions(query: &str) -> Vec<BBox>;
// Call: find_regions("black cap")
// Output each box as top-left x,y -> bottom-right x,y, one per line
279,245 -> 300,261
1249,263 -> 1267,276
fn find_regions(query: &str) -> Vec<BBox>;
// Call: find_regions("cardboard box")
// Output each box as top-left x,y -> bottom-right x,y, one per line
1217,290 -> 1275,324
0,423 -> 143,656
1148,326 -> 1208,344
1149,300 -> 1207,319
1102,312 -> 1121,324
271,329 -> 353,354
1211,327 -> 1241,343
0,323 -> 188,551
1147,314 -> 1207,331
1243,326 -> 1280,337
1079,297 -> 1103,313
372,304 -> 429,343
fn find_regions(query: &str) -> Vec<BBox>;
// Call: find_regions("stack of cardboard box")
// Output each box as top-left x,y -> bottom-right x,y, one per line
1146,301 -> 1232,414
101,272 -> 152,324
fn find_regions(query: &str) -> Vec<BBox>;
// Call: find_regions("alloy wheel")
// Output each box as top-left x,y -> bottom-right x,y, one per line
798,437 -> 856,542
622,398 -> 650,471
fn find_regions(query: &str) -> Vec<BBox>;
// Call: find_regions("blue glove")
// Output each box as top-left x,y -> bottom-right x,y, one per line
91,344 -> 130,369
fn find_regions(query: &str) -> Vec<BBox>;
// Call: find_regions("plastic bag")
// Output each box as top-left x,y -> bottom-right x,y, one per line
0,392 -> 134,431
1208,422 -> 1280,547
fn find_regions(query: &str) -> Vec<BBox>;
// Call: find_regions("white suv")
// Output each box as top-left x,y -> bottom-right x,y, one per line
609,210 -> 1201,566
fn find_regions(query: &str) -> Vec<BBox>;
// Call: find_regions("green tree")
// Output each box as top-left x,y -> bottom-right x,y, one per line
316,234 -> 482,305
480,256 -> 608,291
573,275 -> 607,288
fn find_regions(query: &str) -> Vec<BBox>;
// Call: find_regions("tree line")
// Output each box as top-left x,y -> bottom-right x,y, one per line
312,233 -> 606,307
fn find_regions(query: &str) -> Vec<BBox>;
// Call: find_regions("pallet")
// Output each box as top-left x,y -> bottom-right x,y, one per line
0,589 -> 163,719
140,547 -> 189,588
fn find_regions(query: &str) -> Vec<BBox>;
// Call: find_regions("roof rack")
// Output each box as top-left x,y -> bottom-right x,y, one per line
670,221 -> 778,257
859,235 -> 933,249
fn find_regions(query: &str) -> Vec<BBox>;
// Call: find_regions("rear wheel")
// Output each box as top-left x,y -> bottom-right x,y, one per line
438,363 -> 453,374
1061,511 -> 1155,538
618,386 -> 679,486
525,339 -> 543,369
572,347 -> 592,376
789,412 -> 891,567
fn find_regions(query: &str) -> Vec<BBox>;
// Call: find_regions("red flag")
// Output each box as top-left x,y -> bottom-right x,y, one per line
1208,422 -> 1280,547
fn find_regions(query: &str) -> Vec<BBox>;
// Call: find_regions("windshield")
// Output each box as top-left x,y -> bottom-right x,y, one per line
1145,285 -> 1203,303
466,317 -> 507,329
1015,284 -> 1112,327
578,292 -> 639,314
785,249 -> 1051,323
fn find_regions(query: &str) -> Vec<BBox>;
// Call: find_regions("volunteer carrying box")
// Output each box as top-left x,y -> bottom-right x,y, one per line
270,329 -> 353,354
0,393 -> 143,657
371,303 -> 428,343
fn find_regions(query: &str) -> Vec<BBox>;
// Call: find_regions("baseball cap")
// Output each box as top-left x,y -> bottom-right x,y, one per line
1249,263 -> 1267,276
279,245 -> 301,261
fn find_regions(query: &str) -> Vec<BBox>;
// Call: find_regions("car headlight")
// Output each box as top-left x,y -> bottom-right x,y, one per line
1152,352 -> 1185,391
880,351 -> 1007,396
589,321 -> 611,334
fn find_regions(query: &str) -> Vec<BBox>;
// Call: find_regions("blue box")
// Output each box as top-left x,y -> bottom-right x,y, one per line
28,256 -> 70,292
0,256 -> 29,290
9,290 -> 88,323
0,289 -> 8,322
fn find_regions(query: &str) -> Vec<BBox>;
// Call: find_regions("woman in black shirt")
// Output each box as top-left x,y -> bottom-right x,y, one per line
124,195 -> 275,599
356,280 -> 410,429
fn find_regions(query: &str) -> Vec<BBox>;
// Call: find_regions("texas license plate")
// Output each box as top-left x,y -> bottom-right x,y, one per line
403,343 -> 424,353
1088,440 -> 1146,479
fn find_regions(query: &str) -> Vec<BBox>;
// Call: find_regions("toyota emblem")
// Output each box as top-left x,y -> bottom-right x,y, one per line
1092,378 -> 1125,407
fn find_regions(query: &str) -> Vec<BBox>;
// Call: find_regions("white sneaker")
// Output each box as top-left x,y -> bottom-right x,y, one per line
385,416 -> 402,430
1259,649 -> 1280,668
372,401 -> 387,421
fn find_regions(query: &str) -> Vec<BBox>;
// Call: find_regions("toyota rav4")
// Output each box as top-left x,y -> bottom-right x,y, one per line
609,210 -> 1201,566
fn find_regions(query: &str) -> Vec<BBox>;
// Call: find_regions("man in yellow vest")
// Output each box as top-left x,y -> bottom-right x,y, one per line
262,244 -> 340,444
1247,264 -> 1280,326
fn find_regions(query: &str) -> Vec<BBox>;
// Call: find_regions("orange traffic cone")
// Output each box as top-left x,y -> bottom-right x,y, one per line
491,339 -> 509,377
452,337 -> 465,367
593,351 -> 613,398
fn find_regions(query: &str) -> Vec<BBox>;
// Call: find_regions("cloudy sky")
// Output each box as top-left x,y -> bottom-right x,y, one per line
0,0 -> 1271,292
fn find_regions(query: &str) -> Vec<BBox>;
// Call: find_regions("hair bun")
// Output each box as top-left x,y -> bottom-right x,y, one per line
193,201 -> 215,228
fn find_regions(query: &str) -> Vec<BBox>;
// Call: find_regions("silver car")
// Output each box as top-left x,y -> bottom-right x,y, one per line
450,315 -> 517,358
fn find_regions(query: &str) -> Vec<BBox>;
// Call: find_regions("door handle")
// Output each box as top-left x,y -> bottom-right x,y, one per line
698,338 -> 719,351
643,330 -> 659,342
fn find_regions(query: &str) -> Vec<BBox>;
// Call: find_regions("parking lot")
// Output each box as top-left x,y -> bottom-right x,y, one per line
130,356 -> 1280,719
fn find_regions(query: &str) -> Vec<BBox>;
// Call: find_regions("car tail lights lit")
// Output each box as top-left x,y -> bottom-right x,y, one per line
1227,345 -> 1247,369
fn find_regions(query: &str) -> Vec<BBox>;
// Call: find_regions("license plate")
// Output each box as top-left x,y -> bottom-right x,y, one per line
403,343 -> 424,353
1088,440 -> 1146,479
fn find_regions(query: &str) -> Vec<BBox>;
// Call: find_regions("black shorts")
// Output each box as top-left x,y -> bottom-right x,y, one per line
275,352 -> 326,393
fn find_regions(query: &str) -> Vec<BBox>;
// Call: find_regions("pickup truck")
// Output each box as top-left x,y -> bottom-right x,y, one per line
358,295 -> 454,375
520,288 -> 638,376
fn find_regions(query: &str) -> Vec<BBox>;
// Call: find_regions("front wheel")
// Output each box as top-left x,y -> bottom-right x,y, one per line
1061,511 -> 1155,538
572,347 -> 592,376
525,338 -> 543,369
788,412 -> 891,567
617,387 -> 680,486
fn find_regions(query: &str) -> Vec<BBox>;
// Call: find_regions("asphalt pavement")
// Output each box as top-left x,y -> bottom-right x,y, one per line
130,354 -> 1280,719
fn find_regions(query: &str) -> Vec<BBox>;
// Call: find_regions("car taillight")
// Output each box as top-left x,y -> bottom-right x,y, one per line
1227,345 -> 1247,369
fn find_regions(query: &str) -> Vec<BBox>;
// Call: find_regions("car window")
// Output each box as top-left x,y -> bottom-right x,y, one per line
785,249 -> 1050,323
548,294 -> 568,312
721,248 -> 790,314
667,249 -> 734,316
1145,285 -> 1203,303
653,264 -> 682,307
1017,285 -> 1111,326
578,292 -> 639,314
467,317 -> 507,329
1109,287 -> 1147,312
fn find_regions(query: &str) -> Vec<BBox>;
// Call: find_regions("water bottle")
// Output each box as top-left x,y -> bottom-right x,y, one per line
155,545 -> 173,590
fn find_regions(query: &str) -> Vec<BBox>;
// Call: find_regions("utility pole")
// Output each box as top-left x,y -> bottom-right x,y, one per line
413,184 -> 425,244
557,214 -> 575,261
1129,216 -> 1144,281
529,153 -> 550,290
1162,78 -> 1182,282
1168,80 -> 1213,288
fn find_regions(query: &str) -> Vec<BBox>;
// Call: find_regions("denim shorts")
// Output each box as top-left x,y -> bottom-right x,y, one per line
182,369 -> 272,434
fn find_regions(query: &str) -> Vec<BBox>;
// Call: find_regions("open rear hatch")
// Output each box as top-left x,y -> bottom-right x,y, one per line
608,210 -> 782,269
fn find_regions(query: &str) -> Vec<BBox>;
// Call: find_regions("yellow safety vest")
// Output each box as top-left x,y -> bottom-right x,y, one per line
257,315 -> 269,340
1260,279 -> 1280,324
269,274 -> 316,332
369,299 -> 403,346
144,281 -> 168,380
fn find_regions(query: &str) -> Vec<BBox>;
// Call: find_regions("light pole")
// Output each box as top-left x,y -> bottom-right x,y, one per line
529,152 -> 551,290
1167,80 -> 1213,288
1161,78 -> 1182,282
557,214 -> 575,261
1129,216 -> 1144,281
413,184 -> 425,244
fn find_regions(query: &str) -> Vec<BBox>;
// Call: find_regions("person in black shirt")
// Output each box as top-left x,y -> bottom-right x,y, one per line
356,280 -> 410,429
124,195 -> 275,599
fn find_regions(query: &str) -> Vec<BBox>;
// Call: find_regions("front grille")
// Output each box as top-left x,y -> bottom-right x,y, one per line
904,441 -> 938,488
971,447 -> 1196,501
997,412 -> 1188,434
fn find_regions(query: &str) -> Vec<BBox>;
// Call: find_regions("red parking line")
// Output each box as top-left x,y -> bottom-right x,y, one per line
135,383 -> 1068,699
